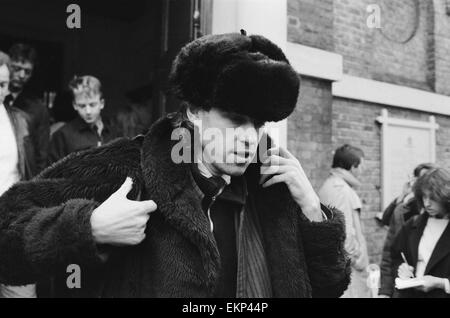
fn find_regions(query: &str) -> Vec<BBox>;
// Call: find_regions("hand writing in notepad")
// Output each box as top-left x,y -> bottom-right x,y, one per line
398,263 -> 415,279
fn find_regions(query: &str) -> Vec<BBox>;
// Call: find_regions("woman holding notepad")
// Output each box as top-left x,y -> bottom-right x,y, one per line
391,168 -> 450,298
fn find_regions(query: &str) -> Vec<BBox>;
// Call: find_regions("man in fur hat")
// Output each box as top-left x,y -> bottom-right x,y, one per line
0,33 -> 350,298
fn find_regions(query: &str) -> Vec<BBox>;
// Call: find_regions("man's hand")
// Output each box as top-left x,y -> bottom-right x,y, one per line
397,263 -> 415,280
90,177 -> 157,246
396,178 -> 413,204
260,147 -> 323,222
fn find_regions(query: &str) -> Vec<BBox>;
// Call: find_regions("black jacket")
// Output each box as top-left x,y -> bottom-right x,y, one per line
49,116 -> 118,164
8,91 -> 50,173
0,115 -> 350,298
391,213 -> 450,298
379,198 -> 420,296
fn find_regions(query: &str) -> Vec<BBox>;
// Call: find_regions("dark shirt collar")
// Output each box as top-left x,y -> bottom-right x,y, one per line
190,163 -> 247,206
73,116 -> 109,134
219,176 -> 247,206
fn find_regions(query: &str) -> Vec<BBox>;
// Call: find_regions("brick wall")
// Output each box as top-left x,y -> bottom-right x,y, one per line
288,0 -> 449,93
288,76 -> 333,191
331,98 -> 450,263
432,0 -> 450,95
287,0 -> 334,51
333,0 -> 433,91
287,0 -> 450,264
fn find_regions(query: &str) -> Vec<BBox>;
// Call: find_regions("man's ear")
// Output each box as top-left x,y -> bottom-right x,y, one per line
186,107 -> 199,122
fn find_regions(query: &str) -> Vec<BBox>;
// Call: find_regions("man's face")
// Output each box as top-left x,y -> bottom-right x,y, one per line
9,60 -> 33,92
0,65 -> 10,105
73,94 -> 104,125
191,108 -> 263,177
351,158 -> 364,178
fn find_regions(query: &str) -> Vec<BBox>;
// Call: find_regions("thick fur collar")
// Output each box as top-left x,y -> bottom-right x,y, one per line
141,116 -> 221,293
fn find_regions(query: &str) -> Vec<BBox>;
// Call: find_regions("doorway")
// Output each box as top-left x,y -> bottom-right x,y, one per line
0,0 -> 213,127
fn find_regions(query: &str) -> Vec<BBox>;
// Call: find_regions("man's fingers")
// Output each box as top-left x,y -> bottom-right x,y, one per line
268,147 -> 296,160
260,165 -> 290,185
262,174 -> 288,188
261,165 -> 289,177
115,177 -> 133,198
135,200 -> 158,214
262,155 -> 292,167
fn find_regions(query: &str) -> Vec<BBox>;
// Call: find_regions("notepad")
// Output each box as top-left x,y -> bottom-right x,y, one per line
395,278 -> 425,290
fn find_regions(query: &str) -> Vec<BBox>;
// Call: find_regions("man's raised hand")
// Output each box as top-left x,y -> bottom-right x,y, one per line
90,177 -> 157,246
260,147 -> 323,222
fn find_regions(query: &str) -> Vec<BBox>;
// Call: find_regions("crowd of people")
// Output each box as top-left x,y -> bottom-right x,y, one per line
318,145 -> 450,298
0,34 -> 448,298
0,43 -> 153,297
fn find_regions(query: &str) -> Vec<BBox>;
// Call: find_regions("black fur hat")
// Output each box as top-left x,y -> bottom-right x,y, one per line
169,32 -> 300,123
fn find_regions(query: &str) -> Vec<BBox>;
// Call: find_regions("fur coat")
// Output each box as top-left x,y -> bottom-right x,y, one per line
0,115 -> 350,298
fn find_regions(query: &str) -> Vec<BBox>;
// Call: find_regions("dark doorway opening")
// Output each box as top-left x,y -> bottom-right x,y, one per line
0,0 -> 211,133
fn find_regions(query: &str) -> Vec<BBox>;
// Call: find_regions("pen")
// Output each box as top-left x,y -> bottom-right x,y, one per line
401,252 -> 415,278
401,252 -> 409,266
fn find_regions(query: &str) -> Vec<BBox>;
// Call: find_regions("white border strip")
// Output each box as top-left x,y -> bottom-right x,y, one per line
333,75 -> 450,116
286,42 -> 343,82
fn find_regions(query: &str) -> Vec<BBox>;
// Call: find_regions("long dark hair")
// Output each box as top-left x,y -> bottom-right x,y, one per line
413,168 -> 450,215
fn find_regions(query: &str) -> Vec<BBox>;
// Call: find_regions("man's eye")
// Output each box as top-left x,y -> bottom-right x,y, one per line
255,122 -> 265,129
230,115 -> 250,126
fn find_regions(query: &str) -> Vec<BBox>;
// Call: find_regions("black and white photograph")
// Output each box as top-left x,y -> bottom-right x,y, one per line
0,0 -> 449,305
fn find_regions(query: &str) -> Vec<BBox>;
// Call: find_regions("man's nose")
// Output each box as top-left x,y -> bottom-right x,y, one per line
238,134 -> 257,148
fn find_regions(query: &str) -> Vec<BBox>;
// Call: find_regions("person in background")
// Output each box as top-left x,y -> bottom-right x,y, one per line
391,168 -> 450,298
49,89 -> 77,137
377,163 -> 436,226
5,43 -> 50,173
319,144 -> 370,298
48,75 -> 118,163
379,163 -> 436,297
0,51 -> 36,298
112,103 -> 152,139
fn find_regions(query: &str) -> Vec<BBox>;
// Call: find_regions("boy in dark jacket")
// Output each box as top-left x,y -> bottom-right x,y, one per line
49,75 -> 117,164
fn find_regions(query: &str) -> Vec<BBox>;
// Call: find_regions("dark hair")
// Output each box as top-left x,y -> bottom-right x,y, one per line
413,163 -> 436,178
170,102 -> 197,130
113,104 -> 152,138
332,144 -> 364,170
0,51 -> 11,71
8,43 -> 37,65
413,168 -> 450,215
